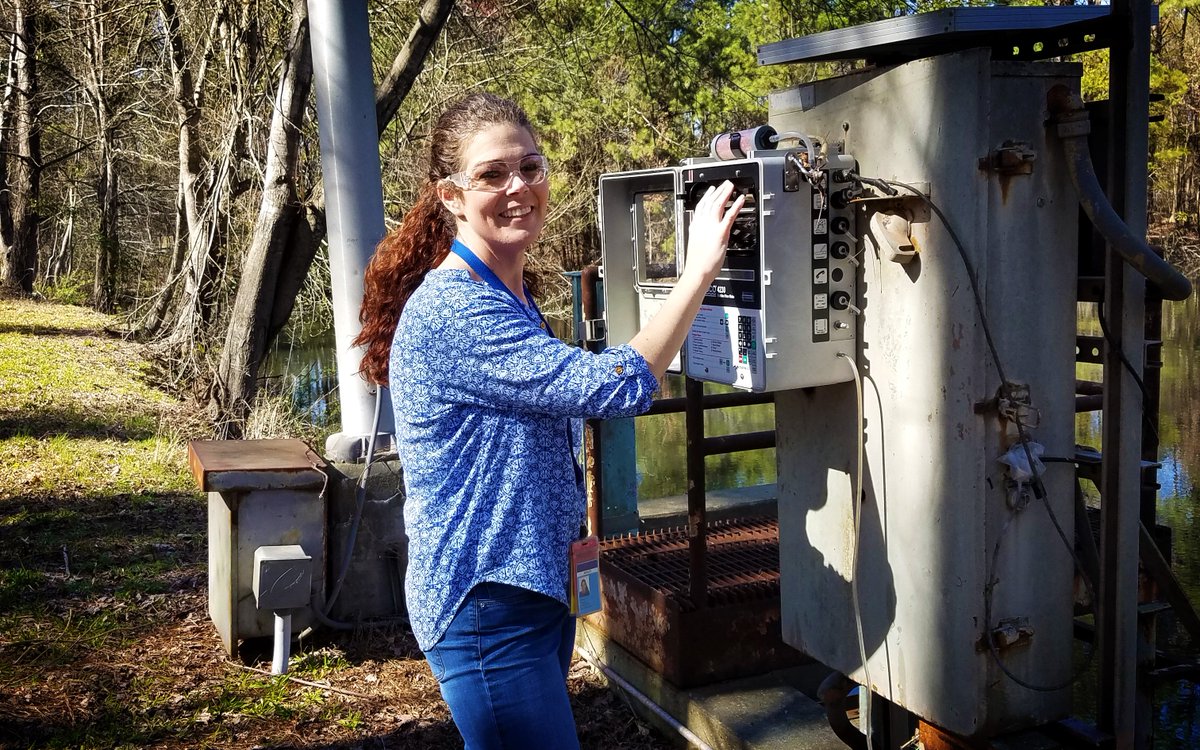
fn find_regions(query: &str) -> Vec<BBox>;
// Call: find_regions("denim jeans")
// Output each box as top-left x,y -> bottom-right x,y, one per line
425,582 -> 580,750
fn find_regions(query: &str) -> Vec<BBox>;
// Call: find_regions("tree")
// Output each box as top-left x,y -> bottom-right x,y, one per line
77,0 -> 131,311
209,0 -> 455,435
143,0 -> 260,387
1,0 -> 42,295
210,0 -> 316,436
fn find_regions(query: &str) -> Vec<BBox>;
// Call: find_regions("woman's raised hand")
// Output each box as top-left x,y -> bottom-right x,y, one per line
683,181 -> 746,284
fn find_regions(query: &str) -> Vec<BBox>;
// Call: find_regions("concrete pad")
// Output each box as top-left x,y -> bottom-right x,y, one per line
577,618 -> 847,750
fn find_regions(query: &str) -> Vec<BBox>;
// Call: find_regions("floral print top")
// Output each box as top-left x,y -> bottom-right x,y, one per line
390,268 -> 658,650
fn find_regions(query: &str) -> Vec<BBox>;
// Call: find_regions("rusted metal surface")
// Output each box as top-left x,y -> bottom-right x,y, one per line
590,517 -> 808,687
188,439 -> 326,493
685,377 -> 708,609
918,721 -> 988,750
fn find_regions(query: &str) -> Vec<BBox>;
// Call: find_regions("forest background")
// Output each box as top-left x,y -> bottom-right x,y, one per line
2,0 -> 1198,440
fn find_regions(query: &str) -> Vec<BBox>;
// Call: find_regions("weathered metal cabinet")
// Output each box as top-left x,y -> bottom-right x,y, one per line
189,439 -> 327,656
773,49 -> 1080,737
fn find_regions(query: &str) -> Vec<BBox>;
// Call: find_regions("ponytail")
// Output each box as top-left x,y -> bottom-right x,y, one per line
354,183 -> 453,384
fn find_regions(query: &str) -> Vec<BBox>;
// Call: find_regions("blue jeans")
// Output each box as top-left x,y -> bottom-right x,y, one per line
425,582 -> 580,750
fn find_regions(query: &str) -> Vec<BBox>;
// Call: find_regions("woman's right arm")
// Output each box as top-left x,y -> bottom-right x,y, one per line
628,180 -> 745,382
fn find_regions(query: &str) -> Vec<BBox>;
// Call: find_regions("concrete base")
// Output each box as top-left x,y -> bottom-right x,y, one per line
324,458 -> 408,623
576,618 -> 847,750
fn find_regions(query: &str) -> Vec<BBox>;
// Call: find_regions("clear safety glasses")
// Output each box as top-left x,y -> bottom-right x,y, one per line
443,155 -> 550,192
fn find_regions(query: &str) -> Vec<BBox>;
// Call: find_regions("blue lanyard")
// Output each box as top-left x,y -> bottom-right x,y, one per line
450,238 -> 548,332
449,238 -> 581,484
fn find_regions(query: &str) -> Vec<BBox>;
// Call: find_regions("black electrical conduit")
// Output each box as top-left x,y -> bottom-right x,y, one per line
1046,85 -> 1192,302
819,671 -> 868,750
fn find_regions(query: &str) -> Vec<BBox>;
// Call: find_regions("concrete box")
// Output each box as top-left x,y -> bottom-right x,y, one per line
189,439 -> 327,656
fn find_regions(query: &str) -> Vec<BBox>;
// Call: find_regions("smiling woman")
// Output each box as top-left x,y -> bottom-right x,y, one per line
433,120 -> 551,297
352,91 -> 744,748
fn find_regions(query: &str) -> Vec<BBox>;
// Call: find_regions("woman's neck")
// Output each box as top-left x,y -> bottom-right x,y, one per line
450,236 -> 526,300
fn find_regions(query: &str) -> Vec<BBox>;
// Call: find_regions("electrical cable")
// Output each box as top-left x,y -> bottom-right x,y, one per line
299,386 -> 410,636
322,385 -> 384,614
785,149 -> 824,186
771,130 -> 818,172
858,176 -> 1097,692
838,351 -> 874,750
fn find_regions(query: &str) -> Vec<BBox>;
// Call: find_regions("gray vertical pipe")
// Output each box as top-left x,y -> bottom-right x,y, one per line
307,0 -> 393,461
1097,0 -> 1150,746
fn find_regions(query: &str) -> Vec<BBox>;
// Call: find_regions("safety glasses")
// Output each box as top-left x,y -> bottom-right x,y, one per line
443,155 -> 550,192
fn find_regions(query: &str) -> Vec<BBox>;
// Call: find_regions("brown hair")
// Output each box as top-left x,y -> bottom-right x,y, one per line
355,92 -> 542,385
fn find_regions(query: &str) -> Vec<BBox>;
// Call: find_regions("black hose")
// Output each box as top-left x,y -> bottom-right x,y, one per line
818,671 -> 868,750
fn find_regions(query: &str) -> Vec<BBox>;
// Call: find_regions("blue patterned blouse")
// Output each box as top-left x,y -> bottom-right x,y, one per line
390,268 -> 658,651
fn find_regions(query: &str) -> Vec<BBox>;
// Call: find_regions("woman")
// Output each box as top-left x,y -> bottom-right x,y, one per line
355,92 -> 743,749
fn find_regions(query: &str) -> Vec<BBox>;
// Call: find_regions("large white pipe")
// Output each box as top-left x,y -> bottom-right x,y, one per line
307,0 -> 394,461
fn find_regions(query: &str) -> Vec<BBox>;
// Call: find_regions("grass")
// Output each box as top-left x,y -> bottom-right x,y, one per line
0,297 -> 367,750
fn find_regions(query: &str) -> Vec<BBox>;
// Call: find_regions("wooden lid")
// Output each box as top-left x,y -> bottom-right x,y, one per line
187,438 -> 327,492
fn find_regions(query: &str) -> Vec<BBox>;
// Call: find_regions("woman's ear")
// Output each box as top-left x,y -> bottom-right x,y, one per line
437,180 -> 466,219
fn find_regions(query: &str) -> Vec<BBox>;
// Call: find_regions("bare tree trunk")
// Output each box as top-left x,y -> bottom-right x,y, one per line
212,0 -> 313,436
207,0 -> 454,434
375,0 -> 455,134
0,29 -> 17,265
93,138 -> 120,310
3,1 -> 42,295
46,186 -> 74,284
140,188 -> 187,336
140,5 -> 237,339
84,0 -> 120,312
146,0 -> 232,383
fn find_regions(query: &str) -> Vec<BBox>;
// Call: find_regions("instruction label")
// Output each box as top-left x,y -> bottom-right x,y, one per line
686,305 -> 762,391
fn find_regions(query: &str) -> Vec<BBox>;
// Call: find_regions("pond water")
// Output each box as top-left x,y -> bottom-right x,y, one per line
266,293 -> 1200,744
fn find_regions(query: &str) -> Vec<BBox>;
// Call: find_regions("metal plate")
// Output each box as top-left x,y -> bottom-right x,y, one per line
189,438 -> 326,492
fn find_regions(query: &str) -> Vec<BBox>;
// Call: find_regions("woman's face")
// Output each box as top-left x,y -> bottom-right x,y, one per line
441,122 -> 549,258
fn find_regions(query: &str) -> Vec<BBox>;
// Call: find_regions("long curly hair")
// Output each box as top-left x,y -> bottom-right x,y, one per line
355,93 -> 543,385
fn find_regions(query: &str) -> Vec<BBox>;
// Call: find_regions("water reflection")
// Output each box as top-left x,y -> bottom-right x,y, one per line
635,373 -> 775,500
1077,294 -> 1200,602
1077,292 -> 1200,747
263,332 -> 339,428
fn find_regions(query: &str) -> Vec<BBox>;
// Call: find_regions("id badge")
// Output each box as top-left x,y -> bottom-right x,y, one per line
568,535 -> 602,617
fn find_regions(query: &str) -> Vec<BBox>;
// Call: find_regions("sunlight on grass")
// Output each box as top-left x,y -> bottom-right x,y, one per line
0,435 -> 192,498
0,299 -> 116,333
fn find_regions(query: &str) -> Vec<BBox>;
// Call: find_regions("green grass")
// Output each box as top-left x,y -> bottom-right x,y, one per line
0,298 -> 394,750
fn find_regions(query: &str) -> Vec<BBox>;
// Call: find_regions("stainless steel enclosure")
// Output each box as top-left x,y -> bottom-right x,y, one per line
773,50 -> 1081,736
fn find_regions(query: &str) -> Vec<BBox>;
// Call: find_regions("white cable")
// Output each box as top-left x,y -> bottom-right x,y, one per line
574,643 -> 716,750
838,351 -> 873,750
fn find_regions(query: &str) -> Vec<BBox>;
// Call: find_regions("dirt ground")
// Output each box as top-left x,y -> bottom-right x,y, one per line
0,547 -> 673,750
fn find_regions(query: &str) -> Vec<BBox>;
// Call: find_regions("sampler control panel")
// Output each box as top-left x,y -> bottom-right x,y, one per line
598,148 -> 858,392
